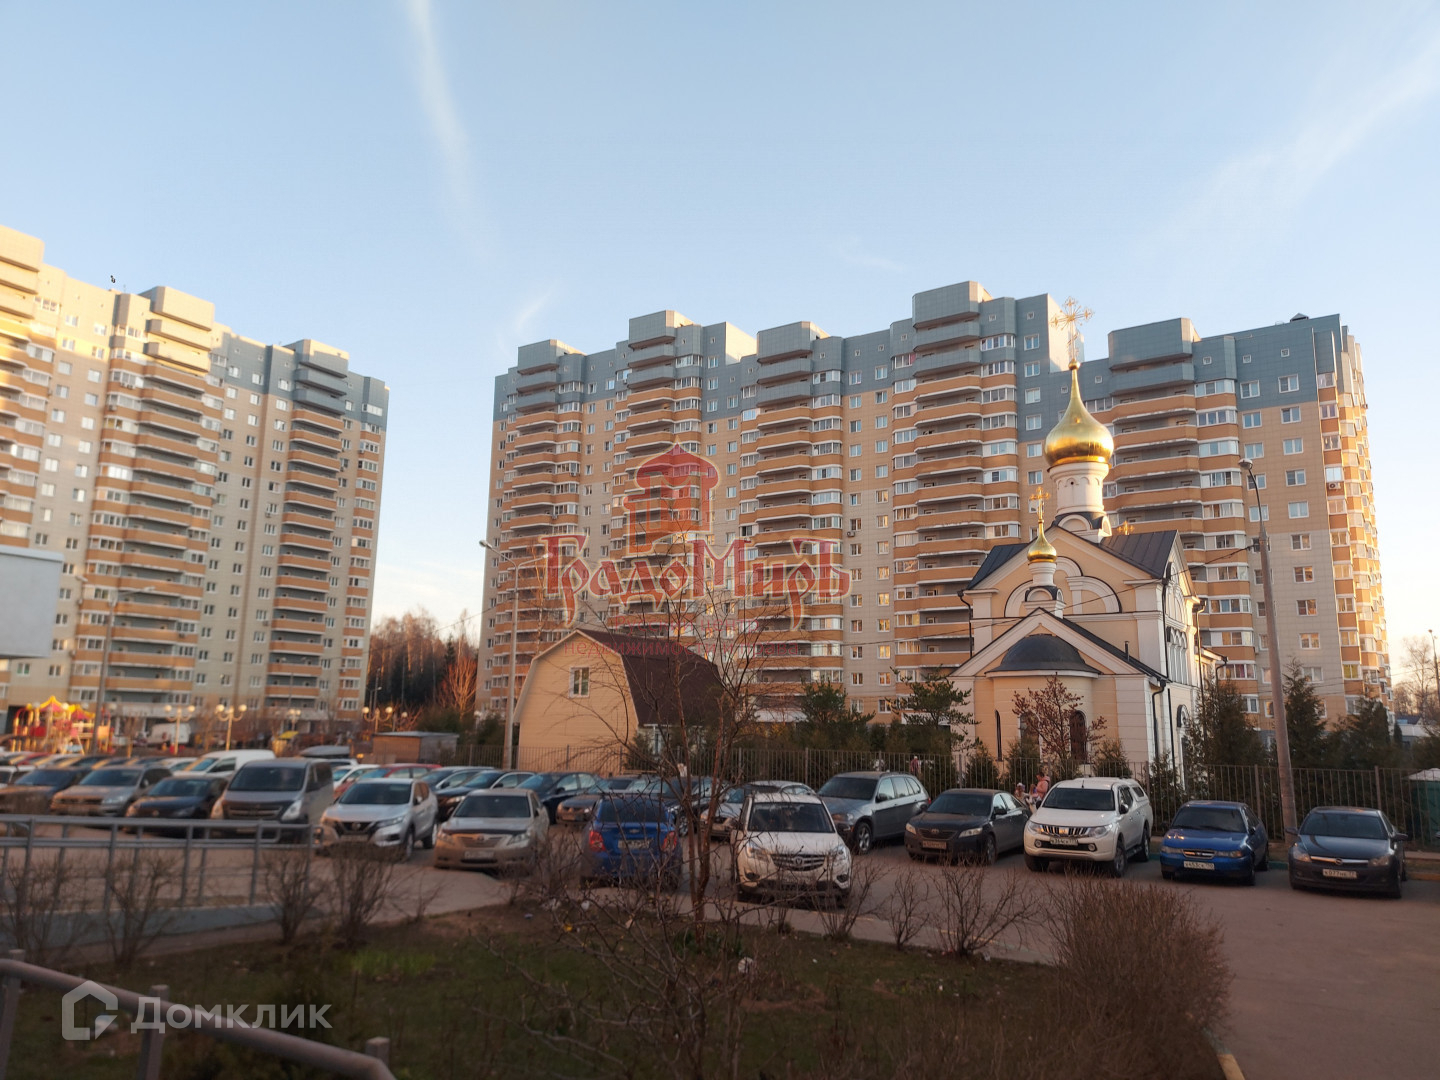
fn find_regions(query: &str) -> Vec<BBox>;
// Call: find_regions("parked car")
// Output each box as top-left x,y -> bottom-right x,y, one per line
435,788 -> 549,872
1288,806 -> 1407,898
0,768 -> 82,813
733,792 -> 852,903
817,771 -> 930,855
317,779 -> 438,860
175,749 -> 275,780
520,771 -> 605,824
704,780 -> 814,840
656,775 -> 719,829
904,788 -> 1028,864
1159,800 -> 1269,885
334,762 -> 432,798
436,770 -> 534,821
419,766 -> 486,790
1024,776 -> 1151,877
125,776 -> 230,834
582,795 -> 684,889
211,759 -> 334,834
556,774 -> 659,826
50,764 -> 171,816
64,754 -> 117,772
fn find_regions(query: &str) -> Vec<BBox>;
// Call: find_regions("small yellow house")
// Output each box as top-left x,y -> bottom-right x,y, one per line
513,629 -> 724,769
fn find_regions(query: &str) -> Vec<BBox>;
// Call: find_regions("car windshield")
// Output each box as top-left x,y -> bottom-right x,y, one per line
18,769 -> 74,786
179,758 -> 218,772
80,769 -> 141,787
1302,812 -> 1387,839
1042,787 -> 1116,812
338,782 -> 411,806
459,771 -> 505,789
455,794 -> 530,819
818,776 -> 879,801
596,797 -> 670,823
148,778 -> 213,798
604,776 -> 644,791
1172,807 -> 1246,832
747,802 -> 834,834
345,768 -> 385,783
928,792 -> 993,817
519,773 -> 560,793
228,766 -> 305,792
434,772 -> 476,789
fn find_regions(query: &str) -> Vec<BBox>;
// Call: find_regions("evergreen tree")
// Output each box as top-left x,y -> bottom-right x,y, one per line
1186,678 -> 1268,770
1283,660 -> 1332,768
795,679 -> 872,751
1003,734 -> 1042,789
1335,697 -> 1401,770
962,739 -> 1001,789
1092,737 -> 1133,778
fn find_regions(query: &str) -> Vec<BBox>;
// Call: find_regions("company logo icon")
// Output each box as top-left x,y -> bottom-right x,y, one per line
62,980 -> 119,1041
624,445 -> 719,552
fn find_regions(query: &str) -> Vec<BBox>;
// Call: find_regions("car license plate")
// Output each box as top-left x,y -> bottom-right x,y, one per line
461,851 -> 489,862
921,840 -> 948,851
621,839 -> 650,850
1183,860 -> 1215,871
1049,838 -> 1079,847
1322,868 -> 1358,880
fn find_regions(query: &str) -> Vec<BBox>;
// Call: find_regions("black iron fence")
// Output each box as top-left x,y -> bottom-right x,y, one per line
483,744 -> 1440,849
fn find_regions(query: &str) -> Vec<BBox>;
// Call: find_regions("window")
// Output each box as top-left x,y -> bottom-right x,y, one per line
1023,361 -> 1041,377
1242,412 -> 1261,428
1297,599 -> 1317,616
1294,566 -> 1315,583
1278,375 -> 1299,393
1282,438 -> 1303,455
1280,406 -> 1301,423
1023,334 -> 1039,349
1240,381 -> 1259,399
569,668 -> 590,697
1244,442 -> 1264,459
1291,533 -> 1311,550
1299,633 -> 1321,650
1285,469 -> 1305,486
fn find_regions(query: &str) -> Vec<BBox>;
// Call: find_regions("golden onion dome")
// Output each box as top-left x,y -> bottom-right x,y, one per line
1044,361 -> 1114,467
1026,517 -> 1057,563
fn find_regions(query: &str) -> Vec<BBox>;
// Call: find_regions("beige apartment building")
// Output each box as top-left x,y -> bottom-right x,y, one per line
480,283 -> 1388,743
0,225 -> 388,745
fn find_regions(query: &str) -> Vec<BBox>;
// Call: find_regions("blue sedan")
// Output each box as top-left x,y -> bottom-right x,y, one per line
1159,800 -> 1270,885
582,795 -> 684,891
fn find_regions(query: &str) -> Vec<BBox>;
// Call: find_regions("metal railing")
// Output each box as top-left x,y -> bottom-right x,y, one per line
0,950 -> 394,1079
0,816 -> 314,911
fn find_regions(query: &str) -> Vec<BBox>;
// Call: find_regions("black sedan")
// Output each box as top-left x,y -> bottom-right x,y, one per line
1288,806 -> 1408,898
124,776 -> 229,835
0,768 -> 82,814
519,771 -> 604,823
904,788 -> 1029,864
435,769 -> 534,821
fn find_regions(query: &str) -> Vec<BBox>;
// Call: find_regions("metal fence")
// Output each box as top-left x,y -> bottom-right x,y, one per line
485,744 -> 1440,848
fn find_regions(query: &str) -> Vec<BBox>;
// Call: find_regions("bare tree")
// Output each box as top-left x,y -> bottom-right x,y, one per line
933,862 -> 1037,959
0,857 -> 89,967
262,849 -> 319,945
104,851 -> 178,971
1012,676 -> 1108,770
326,846 -> 397,949
882,865 -> 931,950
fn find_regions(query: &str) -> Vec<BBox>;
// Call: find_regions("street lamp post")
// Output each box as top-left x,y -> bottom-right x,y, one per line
1239,457 -> 1297,837
479,539 -> 524,770
84,581 -> 156,758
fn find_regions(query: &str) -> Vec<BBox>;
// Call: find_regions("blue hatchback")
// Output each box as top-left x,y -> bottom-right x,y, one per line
1159,800 -> 1270,884
583,795 -> 684,890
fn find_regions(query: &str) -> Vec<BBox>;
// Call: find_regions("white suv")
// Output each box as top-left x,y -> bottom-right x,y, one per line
1024,776 -> 1151,877
733,792 -> 853,904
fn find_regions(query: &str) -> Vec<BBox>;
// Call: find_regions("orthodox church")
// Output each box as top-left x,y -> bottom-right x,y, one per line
955,345 -> 1211,768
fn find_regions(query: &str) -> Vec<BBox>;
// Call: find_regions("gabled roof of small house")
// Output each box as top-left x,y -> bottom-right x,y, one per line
568,629 -> 727,728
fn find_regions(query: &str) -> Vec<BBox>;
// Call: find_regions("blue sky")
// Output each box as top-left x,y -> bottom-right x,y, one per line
3,1 -> 1438,674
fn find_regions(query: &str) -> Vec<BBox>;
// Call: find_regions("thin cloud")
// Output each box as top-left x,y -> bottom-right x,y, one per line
401,0 -> 473,216
831,236 -> 905,274
1159,27 -> 1440,243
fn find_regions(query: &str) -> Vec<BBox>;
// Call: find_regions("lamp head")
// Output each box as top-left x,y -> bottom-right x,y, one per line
1238,457 -> 1254,472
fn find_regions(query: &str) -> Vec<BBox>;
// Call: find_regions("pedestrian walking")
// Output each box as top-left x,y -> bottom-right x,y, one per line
908,754 -> 922,777
1014,781 -> 1027,803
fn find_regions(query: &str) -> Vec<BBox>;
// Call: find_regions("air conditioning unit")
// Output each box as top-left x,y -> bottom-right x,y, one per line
846,530 -> 856,537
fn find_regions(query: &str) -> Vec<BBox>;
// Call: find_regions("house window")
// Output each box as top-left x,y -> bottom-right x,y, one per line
1278,375 -> 1299,393
570,667 -> 590,697
1280,406 -> 1301,423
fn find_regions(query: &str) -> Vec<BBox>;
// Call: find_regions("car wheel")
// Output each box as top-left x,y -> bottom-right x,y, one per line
906,849 -> 922,862
1132,825 -> 1149,862
1288,874 -> 1304,891
1385,873 -> 1403,900
397,828 -> 414,862
1024,853 -> 1048,873
981,833 -> 997,866
1242,861 -> 1257,887
1160,867 -> 1174,880
1256,846 -> 1271,872
850,820 -> 873,856
422,821 -> 437,850
1107,839 -> 1127,878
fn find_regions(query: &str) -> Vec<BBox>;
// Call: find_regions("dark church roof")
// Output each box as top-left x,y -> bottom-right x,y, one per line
990,633 -> 1101,675
964,529 -> 1179,593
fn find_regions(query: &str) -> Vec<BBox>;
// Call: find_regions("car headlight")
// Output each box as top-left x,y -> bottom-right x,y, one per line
958,827 -> 982,838
1024,819 -> 1038,832
1290,845 -> 1311,863
831,812 -> 853,824
904,822 -> 917,835
1089,823 -> 1113,837
503,833 -> 529,846
279,800 -> 306,822
1369,853 -> 1393,866
829,844 -> 849,861
210,801 -> 225,819
375,815 -> 406,830
102,793 -> 128,805
1160,837 -> 1181,849
1218,849 -> 1245,858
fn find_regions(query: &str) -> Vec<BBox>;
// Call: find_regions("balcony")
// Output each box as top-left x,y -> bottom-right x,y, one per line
912,321 -> 981,351
755,355 -> 813,385
757,380 -> 811,408
914,349 -> 981,379
1109,362 -> 1195,395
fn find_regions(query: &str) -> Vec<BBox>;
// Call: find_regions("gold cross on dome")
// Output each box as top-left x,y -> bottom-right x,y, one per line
1050,296 -> 1094,369
1031,485 -> 1049,519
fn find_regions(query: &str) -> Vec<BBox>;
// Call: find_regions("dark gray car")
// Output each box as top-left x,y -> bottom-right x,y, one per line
817,771 -> 929,854
1288,806 -> 1407,898
904,788 -> 1028,864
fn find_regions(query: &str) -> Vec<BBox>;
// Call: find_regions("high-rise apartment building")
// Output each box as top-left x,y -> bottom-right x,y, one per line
0,225 -> 388,743
481,282 -> 1387,734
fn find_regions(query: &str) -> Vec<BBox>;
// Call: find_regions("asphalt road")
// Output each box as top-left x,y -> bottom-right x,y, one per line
852,840 -> 1440,1080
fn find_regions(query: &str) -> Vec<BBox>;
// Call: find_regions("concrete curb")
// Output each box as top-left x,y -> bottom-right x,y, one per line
1206,1028 -> 1246,1080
